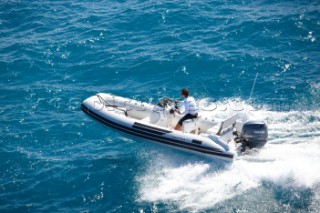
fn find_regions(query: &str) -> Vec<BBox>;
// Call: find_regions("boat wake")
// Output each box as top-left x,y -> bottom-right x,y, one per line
137,99 -> 320,211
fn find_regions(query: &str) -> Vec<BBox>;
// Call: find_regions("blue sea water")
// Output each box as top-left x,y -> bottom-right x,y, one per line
1,0 -> 320,212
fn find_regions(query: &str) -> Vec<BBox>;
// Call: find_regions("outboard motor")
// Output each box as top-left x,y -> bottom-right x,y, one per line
240,121 -> 268,149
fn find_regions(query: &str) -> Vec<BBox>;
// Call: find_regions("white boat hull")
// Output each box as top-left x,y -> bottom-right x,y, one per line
81,93 -> 268,162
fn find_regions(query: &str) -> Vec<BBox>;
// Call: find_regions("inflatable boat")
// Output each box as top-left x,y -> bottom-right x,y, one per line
81,93 -> 268,161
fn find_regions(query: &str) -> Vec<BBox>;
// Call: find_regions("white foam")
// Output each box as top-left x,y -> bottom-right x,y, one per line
137,99 -> 320,211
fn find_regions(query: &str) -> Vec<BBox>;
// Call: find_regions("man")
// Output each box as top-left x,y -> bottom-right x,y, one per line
174,88 -> 198,131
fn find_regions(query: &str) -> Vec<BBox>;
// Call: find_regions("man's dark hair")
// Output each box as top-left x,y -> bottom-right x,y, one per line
181,88 -> 189,97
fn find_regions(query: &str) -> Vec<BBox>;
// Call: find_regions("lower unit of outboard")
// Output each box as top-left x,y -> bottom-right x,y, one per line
238,121 -> 268,149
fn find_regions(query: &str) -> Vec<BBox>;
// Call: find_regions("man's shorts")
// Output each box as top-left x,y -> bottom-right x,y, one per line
178,113 -> 198,126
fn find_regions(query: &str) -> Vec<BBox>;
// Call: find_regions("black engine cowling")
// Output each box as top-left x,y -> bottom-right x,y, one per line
240,121 -> 268,149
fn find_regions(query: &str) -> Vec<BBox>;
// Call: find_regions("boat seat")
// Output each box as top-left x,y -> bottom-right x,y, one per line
207,114 -> 238,135
207,125 -> 220,135
182,116 -> 200,134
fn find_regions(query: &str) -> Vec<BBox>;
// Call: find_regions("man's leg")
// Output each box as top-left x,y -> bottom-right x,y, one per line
175,114 -> 189,131
174,124 -> 182,130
